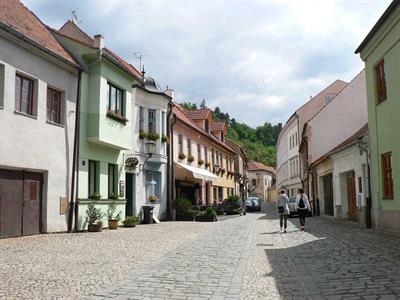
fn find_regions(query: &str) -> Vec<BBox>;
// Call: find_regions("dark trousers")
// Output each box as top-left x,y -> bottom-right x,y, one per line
279,214 -> 288,229
298,210 -> 307,227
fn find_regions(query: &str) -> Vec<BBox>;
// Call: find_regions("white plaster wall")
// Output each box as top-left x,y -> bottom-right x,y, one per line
309,71 -> 367,163
0,36 -> 78,232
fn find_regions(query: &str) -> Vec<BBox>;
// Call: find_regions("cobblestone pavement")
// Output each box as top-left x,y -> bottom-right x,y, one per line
0,221 -> 212,299
3,205 -> 400,299
242,203 -> 400,299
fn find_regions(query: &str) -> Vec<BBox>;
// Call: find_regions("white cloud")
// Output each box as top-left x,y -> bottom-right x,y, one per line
23,0 -> 391,126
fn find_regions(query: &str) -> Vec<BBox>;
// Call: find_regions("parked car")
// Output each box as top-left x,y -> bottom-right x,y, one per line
245,197 -> 261,212
288,196 -> 297,217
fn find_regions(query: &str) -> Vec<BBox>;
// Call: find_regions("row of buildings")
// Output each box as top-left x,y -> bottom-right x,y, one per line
0,0 -> 275,238
277,0 -> 400,233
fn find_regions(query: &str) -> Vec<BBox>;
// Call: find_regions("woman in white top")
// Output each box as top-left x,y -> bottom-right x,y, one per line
276,190 -> 290,233
295,188 -> 310,231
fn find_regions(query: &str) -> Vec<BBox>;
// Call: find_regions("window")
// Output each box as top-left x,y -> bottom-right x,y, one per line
88,160 -> 99,197
0,64 -> 4,108
204,147 -> 208,163
213,187 -> 217,201
178,135 -> 183,153
148,109 -> 156,133
212,149 -> 215,165
187,139 -> 191,155
218,187 -> 224,201
108,164 -> 118,196
139,107 -> 144,131
15,73 -> 34,115
146,171 -> 161,201
252,179 -> 257,186
382,152 -> 393,199
162,111 -> 166,135
107,82 -> 124,116
47,88 -> 62,124
295,133 -> 298,145
205,120 -> 209,132
197,144 -> 201,160
375,59 -> 387,103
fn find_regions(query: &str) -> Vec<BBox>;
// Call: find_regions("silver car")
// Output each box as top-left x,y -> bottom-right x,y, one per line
288,196 -> 297,216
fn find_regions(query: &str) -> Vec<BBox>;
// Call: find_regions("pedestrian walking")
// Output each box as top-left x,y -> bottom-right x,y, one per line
276,190 -> 290,233
295,188 -> 310,231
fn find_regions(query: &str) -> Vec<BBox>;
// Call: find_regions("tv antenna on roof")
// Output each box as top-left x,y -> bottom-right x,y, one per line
71,8 -> 82,24
134,52 -> 149,71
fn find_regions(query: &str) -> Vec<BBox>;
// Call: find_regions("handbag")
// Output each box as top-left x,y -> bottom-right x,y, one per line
278,206 -> 284,214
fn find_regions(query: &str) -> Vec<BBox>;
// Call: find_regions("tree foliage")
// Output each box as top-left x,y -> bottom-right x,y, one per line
179,100 -> 280,167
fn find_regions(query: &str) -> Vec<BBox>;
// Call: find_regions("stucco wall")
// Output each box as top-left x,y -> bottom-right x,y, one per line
0,35 -> 78,232
309,71 -> 367,164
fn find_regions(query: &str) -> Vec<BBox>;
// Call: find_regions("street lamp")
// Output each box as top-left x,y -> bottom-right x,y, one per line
143,141 -> 156,167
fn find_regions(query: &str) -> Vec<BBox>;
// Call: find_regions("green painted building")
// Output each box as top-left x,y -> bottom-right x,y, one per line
356,0 -> 400,232
53,21 -> 142,229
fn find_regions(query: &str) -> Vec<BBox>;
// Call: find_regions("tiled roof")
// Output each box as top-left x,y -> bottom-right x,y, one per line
0,0 -> 77,66
210,122 -> 226,132
184,109 -> 212,120
172,103 -> 235,154
56,20 -> 142,79
247,160 -> 275,174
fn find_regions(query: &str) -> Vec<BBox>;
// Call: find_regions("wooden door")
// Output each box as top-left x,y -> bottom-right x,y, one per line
125,173 -> 135,216
0,169 -> 24,238
22,172 -> 42,236
347,174 -> 358,222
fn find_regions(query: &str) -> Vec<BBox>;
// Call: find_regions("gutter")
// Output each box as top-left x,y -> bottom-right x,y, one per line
68,70 -> 82,232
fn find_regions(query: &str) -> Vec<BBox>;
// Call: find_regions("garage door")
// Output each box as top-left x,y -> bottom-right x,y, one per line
0,169 -> 42,238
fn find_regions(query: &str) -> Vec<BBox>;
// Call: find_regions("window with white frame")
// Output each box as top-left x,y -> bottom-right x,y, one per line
162,111 -> 166,136
148,109 -> 156,133
47,87 -> 63,124
139,106 -> 144,132
178,134 -> 183,153
146,171 -> 161,201
205,147 -> 208,163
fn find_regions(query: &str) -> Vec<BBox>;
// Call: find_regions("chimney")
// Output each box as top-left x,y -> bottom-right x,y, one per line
94,34 -> 104,49
164,88 -> 174,100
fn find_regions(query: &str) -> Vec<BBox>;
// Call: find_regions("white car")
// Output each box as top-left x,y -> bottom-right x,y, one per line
288,196 -> 297,217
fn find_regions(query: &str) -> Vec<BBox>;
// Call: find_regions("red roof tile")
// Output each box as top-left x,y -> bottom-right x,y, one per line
57,20 -> 142,78
0,0 -> 77,66
184,109 -> 212,120
210,122 -> 227,134
247,160 -> 275,174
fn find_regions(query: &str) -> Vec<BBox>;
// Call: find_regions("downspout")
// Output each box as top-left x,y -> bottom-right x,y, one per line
167,103 -> 176,220
68,70 -> 82,233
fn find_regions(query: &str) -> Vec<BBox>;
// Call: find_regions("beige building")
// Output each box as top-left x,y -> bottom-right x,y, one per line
247,161 -> 275,202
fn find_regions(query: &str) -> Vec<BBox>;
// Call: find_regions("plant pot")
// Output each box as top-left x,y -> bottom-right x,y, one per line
124,222 -> 136,228
175,214 -> 194,221
108,219 -> 119,230
195,215 -> 217,222
88,223 -> 103,232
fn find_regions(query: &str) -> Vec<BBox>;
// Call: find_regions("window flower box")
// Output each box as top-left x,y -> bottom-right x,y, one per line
198,159 -> 204,166
179,153 -> 186,160
161,135 -> 169,143
147,132 -> 160,141
106,111 -> 128,124
187,155 -> 195,163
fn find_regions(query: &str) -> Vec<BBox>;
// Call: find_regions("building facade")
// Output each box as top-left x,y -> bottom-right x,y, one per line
276,80 -> 347,197
126,78 -> 170,220
0,0 -> 79,237
53,21 -> 142,229
226,140 -> 249,200
356,0 -> 400,232
247,160 -> 275,202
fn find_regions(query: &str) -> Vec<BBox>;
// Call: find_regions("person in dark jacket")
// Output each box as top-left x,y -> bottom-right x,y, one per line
295,188 -> 311,231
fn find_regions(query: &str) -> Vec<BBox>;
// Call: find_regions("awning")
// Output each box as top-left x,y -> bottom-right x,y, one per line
175,162 -> 221,182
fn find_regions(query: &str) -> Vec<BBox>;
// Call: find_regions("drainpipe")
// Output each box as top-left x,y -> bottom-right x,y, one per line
167,103 -> 176,220
68,70 -> 82,233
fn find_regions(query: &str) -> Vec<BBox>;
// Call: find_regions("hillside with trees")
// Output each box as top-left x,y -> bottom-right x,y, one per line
180,101 -> 280,167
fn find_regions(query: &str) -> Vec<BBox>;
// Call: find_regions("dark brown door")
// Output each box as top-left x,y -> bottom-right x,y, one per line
22,172 -> 42,236
347,174 -> 358,222
323,175 -> 334,216
0,170 -> 24,238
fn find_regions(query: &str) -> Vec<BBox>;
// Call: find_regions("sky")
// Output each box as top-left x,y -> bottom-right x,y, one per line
23,0 -> 391,127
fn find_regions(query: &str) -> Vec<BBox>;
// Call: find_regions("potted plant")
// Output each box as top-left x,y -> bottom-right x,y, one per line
89,192 -> 101,200
198,159 -> 204,166
220,168 -> 226,175
187,155 -> 195,163
205,162 -> 211,168
161,135 -> 169,143
109,192 -> 119,200
147,132 -> 160,141
195,207 -> 217,222
107,203 -> 121,229
124,216 -> 139,228
148,195 -> 159,204
139,131 -> 147,139
178,153 -> 186,160
85,203 -> 104,232
174,198 -> 194,221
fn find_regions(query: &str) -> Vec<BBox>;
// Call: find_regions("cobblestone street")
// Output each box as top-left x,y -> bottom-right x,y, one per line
2,204 -> 400,299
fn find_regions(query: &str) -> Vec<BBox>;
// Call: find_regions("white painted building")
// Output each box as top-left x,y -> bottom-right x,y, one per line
276,80 -> 347,197
124,77 -> 171,220
247,160 -> 275,202
0,0 -> 79,237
